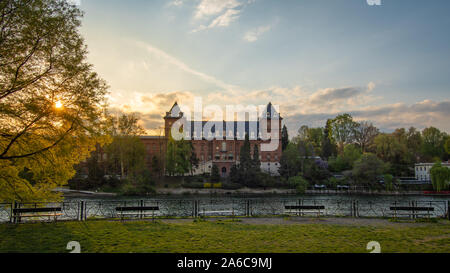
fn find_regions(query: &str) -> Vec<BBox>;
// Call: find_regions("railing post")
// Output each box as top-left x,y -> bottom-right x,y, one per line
79,201 -> 85,221
351,201 -> 354,217
140,200 -> 144,220
10,201 -> 15,224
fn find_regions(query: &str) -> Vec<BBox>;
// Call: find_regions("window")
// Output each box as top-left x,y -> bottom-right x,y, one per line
222,142 -> 227,152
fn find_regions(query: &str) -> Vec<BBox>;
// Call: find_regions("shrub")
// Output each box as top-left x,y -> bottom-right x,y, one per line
182,182 -> 205,189
288,176 -> 310,193
221,183 -> 243,190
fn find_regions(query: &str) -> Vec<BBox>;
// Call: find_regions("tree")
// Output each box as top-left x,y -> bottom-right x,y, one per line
229,164 -> 239,184
421,127 -> 446,161
445,136 -> 450,160
354,121 -> 379,153
151,155 -> 161,177
329,114 -> 358,155
237,133 -> 252,185
352,154 -> 387,187
328,144 -> 361,172
105,113 -> 145,179
0,0 -> 109,202
329,144 -> 362,172
252,144 -> 260,168
430,162 -> 450,192
321,119 -> 336,160
281,125 -> 289,151
374,133 -> 409,176
165,136 -> 192,176
211,164 -> 220,183
288,176 -> 309,194
406,127 -> 422,163
279,143 -> 301,179
384,174 -> 394,192
189,142 -> 199,176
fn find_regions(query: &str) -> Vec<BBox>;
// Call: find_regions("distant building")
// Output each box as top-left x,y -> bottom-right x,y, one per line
415,162 -> 450,182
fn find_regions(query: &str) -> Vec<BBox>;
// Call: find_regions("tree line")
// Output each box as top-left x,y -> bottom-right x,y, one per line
279,114 -> 450,191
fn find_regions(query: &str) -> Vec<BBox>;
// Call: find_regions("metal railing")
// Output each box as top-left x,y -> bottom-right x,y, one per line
1,199 -> 449,223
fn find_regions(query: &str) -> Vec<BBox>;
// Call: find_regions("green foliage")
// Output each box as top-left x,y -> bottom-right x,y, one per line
229,164 -> 239,184
165,136 -> 192,176
211,164 -> 221,182
328,144 -> 361,172
253,144 -> 261,168
321,119 -> 337,160
384,174 -> 394,192
421,127 -> 447,161
281,125 -> 289,151
233,134 -> 266,187
288,176 -> 310,193
430,162 -> 450,192
279,143 -> 301,178
354,121 -> 379,153
182,182 -> 205,189
221,182 -> 243,190
0,0 -> 109,202
352,153 -> 387,186
329,114 -> 358,154
445,137 -> 450,155
374,133 -> 410,176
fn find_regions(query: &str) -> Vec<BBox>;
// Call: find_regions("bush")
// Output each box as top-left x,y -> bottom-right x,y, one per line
222,183 -> 243,190
384,174 -> 394,192
288,176 -> 310,193
182,182 -> 205,189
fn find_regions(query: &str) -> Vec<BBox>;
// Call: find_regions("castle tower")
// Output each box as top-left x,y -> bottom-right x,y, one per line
164,102 -> 183,138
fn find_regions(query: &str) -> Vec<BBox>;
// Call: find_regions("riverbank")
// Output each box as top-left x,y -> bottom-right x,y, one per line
156,188 -> 428,196
1,218 -> 449,253
58,187 -> 431,198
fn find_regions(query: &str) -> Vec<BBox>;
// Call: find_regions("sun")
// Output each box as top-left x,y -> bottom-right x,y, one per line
55,100 -> 63,109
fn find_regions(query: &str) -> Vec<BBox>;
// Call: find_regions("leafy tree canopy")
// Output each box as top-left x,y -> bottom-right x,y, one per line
0,0 -> 109,202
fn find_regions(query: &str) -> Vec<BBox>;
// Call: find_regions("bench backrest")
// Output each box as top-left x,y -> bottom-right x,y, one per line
116,206 -> 159,212
13,207 -> 62,213
389,206 -> 434,211
285,205 -> 325,210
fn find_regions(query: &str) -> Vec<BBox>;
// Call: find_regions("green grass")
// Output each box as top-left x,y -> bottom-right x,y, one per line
0,219 -> 449,253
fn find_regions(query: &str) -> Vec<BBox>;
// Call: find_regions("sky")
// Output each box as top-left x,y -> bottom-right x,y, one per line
76,0 -> 450,136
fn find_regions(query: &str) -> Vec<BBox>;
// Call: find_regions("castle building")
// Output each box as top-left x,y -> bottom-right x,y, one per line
141,102 -> 283,177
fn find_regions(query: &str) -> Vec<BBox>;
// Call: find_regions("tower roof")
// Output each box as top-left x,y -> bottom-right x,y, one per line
262,102 -> 281,119
165,102 -> 183,118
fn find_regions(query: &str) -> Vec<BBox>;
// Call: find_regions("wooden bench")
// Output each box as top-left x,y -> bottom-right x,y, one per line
389,206 -> 434,219
115,206 -> 159,220
13,207 -> 62,223
285,205 -> 325,217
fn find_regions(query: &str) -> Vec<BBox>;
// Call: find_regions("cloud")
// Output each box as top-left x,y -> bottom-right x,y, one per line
191,0 -> 254,32
168,0 -> 184,7
243,25 -> 272,42
135,40 -> 238,92
309,87 -> 363,105
194,0 -> 242,19
109,84 -> 450,136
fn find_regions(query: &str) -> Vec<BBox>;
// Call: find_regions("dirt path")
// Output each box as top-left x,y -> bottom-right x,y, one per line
161,217 -> 450,227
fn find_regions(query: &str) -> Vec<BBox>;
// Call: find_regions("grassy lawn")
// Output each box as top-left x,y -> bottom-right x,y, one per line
0,219 -> 449,253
